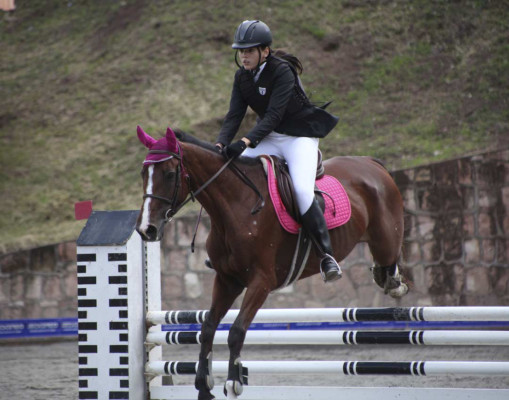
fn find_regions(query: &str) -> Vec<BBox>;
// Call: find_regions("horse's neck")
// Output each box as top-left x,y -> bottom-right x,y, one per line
183,144 -> 262,221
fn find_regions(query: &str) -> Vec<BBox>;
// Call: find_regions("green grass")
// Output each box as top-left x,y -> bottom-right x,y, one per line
0,0 -> 508,253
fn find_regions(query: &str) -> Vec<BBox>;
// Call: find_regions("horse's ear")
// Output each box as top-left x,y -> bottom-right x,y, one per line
166,126 -> 178,152
137,125 -> 157,148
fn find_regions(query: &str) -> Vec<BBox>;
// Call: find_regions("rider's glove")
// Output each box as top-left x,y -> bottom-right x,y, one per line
214,143 -> 224,154
224,140 -> 247,159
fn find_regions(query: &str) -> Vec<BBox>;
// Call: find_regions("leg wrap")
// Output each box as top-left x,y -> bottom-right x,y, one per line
224,358 -> 244,397
205,352 -> 214,390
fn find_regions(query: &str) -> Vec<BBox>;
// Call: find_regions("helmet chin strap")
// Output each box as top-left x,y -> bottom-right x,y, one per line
234,50 -> 242,68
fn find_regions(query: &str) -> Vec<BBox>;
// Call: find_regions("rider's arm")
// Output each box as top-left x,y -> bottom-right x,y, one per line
216,71 -> 248,147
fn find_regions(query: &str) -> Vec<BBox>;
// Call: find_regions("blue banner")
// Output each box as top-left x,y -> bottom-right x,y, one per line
0,318 -> 78,339
1,318 -> 508,340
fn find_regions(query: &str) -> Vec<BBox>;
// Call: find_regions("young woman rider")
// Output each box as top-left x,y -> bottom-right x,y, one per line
215,20 -> 342,282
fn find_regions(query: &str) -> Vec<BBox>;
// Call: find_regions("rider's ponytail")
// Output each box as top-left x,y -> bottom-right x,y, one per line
272,49 -> 303,75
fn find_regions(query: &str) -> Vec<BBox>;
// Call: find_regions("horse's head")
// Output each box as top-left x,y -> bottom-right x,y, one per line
136,125 -> 187,241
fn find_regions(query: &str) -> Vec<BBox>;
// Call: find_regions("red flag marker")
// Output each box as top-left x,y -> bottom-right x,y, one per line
75,200 -> 93,220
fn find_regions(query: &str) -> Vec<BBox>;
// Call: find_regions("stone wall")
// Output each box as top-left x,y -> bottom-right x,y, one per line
0,149 -> 508,320
0,242 -> 77,320
395,150 -> 509,306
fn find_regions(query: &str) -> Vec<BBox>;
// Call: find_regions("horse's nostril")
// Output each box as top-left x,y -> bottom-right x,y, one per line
145,225 -> 158,240
137,225 -> 159,241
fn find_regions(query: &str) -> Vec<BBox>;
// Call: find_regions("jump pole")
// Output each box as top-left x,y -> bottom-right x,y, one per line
146,329 -> 509,346
147,360 -> 509,376
147,306 -> 509,325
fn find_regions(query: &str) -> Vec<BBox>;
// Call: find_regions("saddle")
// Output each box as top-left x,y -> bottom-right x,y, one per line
264,151 -> 325,223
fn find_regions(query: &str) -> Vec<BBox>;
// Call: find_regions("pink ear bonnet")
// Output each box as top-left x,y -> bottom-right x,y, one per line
137,125 -> 179,165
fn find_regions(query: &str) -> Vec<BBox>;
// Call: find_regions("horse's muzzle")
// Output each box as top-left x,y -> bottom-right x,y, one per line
136,224 -> 162,242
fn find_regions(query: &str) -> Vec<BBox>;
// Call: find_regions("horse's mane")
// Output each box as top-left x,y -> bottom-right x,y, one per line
174,129 -> 217,152
175,129 -> 260,166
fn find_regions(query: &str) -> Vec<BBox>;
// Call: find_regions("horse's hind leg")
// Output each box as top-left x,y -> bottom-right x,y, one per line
195,275 -> 243,400
367,206 -> 408,299
372,262 -> 408,298
225,278 -> 271,398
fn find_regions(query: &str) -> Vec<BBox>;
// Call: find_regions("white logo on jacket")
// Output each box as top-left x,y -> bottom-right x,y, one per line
258,87 -> 267,95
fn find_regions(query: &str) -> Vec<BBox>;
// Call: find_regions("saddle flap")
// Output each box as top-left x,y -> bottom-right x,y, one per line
262,153 -> 325,223
272,156 -> 301,222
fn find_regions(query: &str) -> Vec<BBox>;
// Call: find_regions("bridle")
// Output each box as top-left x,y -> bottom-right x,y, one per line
142,144 -> 187,222
143,144 -> 265,223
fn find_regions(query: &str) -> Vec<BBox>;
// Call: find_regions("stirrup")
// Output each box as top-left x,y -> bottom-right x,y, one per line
320,254 -> 342,282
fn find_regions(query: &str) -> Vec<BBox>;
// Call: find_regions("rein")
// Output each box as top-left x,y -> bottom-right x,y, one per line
143,146 -> 265,223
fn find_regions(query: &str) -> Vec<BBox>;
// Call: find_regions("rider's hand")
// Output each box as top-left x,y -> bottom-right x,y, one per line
224,139 -> 247,159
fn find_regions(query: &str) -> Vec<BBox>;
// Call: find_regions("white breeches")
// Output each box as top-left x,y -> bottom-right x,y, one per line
242,132 -> 319,214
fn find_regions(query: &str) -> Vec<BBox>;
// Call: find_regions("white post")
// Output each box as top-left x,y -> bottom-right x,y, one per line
77,210 -> 159,400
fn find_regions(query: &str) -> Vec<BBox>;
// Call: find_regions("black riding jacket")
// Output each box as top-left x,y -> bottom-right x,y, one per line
217,55 -> 339,148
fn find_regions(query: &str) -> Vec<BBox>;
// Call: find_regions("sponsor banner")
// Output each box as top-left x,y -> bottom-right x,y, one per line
0,318 -> 78,339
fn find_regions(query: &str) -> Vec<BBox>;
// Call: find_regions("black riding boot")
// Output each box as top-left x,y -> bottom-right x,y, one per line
301,199 -> 342,282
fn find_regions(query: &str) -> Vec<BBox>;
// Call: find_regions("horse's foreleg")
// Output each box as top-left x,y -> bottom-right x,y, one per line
196,275 -> 243,400
224,280 -> 271,398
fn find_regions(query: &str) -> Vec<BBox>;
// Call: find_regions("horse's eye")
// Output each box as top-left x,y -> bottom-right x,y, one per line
164,170 -> 177,180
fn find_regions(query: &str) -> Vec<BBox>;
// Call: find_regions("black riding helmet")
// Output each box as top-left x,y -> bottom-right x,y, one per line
232,20 -> 272,49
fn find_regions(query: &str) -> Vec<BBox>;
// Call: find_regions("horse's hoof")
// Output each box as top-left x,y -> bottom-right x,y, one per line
224,380 -> 243,398
197,392 -> 215,400
389,283 -> 409,298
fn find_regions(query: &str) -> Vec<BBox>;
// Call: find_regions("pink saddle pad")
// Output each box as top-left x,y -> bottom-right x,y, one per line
265,159 -> 351,234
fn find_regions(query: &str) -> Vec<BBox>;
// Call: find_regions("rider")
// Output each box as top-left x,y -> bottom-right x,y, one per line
215,20 -> 342,282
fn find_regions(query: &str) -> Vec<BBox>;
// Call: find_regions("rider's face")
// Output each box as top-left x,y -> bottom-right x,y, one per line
239,47 -> 269,70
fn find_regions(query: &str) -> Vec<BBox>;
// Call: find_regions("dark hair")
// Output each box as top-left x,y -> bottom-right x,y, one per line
272,49 -> 303,75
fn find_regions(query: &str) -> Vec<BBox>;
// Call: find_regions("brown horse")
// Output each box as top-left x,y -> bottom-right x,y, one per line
135,126 -> 408,400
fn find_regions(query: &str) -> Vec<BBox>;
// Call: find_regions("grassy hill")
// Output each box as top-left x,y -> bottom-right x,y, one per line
1,0 -> 508,253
